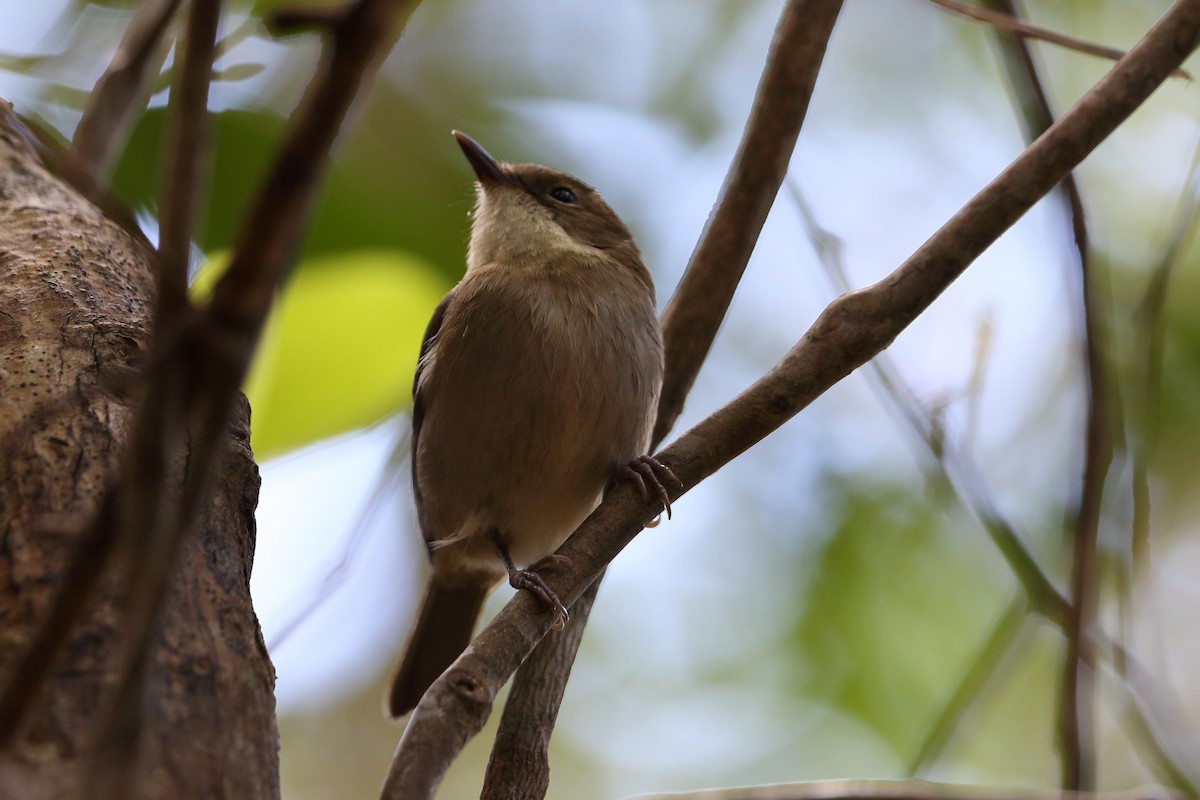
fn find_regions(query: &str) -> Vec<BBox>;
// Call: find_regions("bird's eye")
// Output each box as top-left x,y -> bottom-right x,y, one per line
549,186 -> 577,204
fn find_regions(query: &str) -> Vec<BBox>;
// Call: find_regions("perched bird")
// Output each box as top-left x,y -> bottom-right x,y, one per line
386,131 -> 675,718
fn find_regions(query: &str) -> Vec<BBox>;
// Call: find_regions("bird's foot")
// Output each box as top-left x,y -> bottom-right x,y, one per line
490,531 -> 570,630
617,455 -> 681,520
507,566 -> 569,631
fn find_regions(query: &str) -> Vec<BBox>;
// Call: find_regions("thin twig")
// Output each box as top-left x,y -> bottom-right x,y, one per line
654,0 -> 845,446
380,8 -> 1200,796
972,0 -> 1113,788
927,0 -> 1191,79
480,574 -> 603,800
477,1 -> 847,793
71,0 -> 184,192
156,0 -> 221,309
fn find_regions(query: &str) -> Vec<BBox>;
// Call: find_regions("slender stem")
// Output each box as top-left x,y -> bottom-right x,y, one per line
927,0 -> 1190,78
655,0 -> 845,445
156,0 -> 222,310
71,0 -> 184,192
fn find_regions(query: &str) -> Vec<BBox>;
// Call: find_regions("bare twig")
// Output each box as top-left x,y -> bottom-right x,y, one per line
380,8 -> 1200,796
71,0 -> 183,192
621,779 -> 1183,800
654,0 -> 845,446
928,0 -> 1191,79
479,575 -> 603,800
1060,160 -> 1109,792
972,1 -> 1113,789
156,0 -> 221,307
478,1 -> 846,793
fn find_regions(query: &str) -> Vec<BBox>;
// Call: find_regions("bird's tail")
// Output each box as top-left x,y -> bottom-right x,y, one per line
385,578 -> 489,718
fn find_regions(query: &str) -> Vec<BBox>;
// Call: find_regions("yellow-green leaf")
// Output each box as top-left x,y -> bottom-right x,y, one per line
192,249 -> 450,459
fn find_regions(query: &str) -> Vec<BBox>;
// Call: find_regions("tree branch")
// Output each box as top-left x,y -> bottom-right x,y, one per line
927,0 -> 1191,79
654,0 -> 846,445
70,0 -> 183,194
380,7 -> 1200,795
908,598 -> 1030,774
478,1 -> 846,793
156,0 -> 222,307
479,575 -> 602,800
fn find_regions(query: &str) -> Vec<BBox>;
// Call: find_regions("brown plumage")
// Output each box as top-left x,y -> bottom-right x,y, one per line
386,132 -> 673,718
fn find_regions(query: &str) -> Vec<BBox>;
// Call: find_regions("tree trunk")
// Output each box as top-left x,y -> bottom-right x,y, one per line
0,104 -> 279,799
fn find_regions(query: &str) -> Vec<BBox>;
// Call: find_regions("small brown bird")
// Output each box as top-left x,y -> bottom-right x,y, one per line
386,132 -> 675,718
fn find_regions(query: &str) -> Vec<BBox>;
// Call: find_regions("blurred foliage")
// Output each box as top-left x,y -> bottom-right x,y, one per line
3,0 -> 1200,799
192,248 -> 447,457
793,485 -> 1008,760
111,106 -> 471,280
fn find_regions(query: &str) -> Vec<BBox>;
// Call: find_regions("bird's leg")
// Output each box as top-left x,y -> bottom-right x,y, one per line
489,531 -> 569,631
616,455 -> 681,519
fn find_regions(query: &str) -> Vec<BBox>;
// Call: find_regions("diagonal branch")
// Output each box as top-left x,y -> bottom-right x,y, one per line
71,0 -> 184,193
928,0 -> 1191,79
654,0 -> 845,445
479,2 -> 847,795
909,599 -> 1031,774
380,6 -> 1200,796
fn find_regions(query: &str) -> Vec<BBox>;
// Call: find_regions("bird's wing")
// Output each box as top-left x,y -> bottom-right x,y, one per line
411,291 -> 453,527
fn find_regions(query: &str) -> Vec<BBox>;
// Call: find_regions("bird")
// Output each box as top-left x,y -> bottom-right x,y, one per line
385,131 -> 675,718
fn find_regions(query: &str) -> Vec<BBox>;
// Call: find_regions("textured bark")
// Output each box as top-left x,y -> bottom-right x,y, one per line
0,106 -> 279,799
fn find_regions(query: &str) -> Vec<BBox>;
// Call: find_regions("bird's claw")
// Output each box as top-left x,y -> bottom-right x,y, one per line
618,455 -> 681,520
508,567 -> 569,631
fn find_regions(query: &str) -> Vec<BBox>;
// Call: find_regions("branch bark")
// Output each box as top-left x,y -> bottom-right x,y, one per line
380,6 -> 1200,796
70,0 -> 183,195
0,103 -> 277,800
654,0 -> 846,445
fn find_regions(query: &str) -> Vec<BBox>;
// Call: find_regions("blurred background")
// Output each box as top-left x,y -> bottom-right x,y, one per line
2,0 -> 1199,797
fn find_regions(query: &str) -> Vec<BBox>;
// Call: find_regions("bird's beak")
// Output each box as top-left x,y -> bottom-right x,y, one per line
453,130 -> 510,186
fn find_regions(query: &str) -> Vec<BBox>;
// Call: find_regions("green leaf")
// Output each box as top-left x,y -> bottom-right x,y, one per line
193,248 -> 450,459
791,484 -> 1007,759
